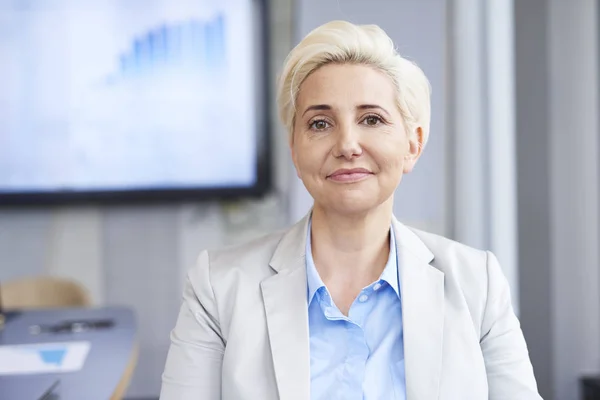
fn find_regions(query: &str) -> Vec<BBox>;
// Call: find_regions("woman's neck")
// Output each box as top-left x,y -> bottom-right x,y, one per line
310,200 -> 394,287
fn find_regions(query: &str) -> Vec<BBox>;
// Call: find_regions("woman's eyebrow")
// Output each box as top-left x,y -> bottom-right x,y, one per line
302,104 -> 332,117
356,104 -> 391,116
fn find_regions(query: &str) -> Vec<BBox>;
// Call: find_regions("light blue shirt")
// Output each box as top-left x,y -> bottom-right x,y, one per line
306,221 -> 406,400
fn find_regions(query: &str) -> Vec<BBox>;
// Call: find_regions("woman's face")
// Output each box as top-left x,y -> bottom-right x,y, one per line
291,63 -> 423,216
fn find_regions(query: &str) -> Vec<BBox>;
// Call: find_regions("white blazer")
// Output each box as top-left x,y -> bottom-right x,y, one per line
160,214 -> 542,400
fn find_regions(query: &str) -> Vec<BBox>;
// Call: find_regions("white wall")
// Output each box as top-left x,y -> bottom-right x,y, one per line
450,0 -> 520,311
548,0 -> 600,398
514,0 -> 554,396
516,0 -> 600,398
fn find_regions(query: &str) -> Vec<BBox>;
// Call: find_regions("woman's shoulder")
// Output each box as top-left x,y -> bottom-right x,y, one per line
188,228 -> 288,287
403,225 -> 508,329
406,226 -> 489,265
208,230 -> 286,267
407,225 -> 494,288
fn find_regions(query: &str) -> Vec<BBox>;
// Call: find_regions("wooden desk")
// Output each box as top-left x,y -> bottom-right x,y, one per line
0,306 -> 137,400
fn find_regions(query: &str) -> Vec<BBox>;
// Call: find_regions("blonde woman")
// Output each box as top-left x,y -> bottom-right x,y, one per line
160,20 -> 541,400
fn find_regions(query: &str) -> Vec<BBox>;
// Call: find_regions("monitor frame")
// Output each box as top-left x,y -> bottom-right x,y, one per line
0,0 -> 272,206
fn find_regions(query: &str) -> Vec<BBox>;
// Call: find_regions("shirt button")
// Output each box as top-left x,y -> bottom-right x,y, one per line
373,282 -> 382,291
358,294 -> 369,303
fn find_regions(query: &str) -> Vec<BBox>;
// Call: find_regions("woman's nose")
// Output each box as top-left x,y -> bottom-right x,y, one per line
332,124 -> 363,159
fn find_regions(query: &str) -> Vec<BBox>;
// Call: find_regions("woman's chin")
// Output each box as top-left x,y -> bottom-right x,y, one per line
317,194 -> 384,216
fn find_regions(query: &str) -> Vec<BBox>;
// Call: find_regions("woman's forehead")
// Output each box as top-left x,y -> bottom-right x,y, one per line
296,64 -> 396,110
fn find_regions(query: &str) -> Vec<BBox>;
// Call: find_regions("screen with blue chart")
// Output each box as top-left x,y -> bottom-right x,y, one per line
0,0 -> 267,202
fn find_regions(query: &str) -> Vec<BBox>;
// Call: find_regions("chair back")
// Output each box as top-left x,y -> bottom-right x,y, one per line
0,276 -> 91,310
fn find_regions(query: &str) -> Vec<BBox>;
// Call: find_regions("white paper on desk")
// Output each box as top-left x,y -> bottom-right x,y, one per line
0,341 -> 91,375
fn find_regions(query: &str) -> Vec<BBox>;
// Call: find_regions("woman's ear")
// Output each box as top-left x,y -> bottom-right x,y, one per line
403,126 -> 424,173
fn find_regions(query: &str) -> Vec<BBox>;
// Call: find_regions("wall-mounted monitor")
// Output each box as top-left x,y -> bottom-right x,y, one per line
0,0 -> 270,205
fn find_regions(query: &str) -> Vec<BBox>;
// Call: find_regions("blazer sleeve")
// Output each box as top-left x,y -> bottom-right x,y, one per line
160,250 -> 224,400
480,251 -> 543,400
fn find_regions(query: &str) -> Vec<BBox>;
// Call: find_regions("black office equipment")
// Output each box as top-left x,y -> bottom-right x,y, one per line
582,376 -> 600,400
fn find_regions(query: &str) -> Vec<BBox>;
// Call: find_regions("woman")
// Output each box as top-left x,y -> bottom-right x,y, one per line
160,20 -> 541,400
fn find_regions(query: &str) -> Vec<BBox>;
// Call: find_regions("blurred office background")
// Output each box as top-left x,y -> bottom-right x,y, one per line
0,0 -> 598,399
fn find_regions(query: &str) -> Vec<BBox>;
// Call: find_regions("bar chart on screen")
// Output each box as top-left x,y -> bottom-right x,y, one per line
115,15 -> 227,79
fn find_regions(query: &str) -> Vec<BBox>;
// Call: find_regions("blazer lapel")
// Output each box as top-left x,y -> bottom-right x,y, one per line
393,218 -> 445,400
261,215 -> 311,400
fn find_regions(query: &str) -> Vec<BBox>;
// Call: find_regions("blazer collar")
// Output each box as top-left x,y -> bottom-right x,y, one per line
261,214 -> 311,400
392,217 -> 445,400
261,212 -> 445,400
269,212 -> 310,273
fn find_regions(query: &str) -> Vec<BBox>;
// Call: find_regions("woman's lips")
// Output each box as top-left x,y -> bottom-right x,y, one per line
327,168 -> 373,182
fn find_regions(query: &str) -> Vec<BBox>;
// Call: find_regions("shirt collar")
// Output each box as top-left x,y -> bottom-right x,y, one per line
381,227 -> 400,297
305,218 -> 400,305
306,219 -> 324,305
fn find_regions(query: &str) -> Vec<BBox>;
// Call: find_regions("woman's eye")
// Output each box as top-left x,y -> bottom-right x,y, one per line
310,120 -> 330,130
363,115 -> 382,126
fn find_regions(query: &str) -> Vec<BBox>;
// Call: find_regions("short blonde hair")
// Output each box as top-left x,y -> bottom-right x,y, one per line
277,20 -> 432,147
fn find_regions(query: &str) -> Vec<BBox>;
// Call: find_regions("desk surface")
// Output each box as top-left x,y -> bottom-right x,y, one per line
0,306 -> 136,400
